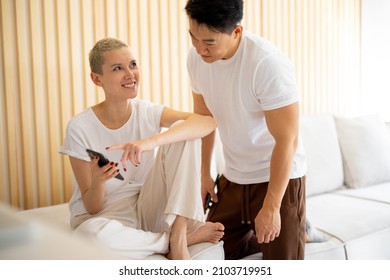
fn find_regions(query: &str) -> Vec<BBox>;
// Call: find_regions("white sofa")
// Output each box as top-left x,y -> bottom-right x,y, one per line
0,202 -> 224,260
213,113 -> 390,260
4,113 -> 390,260
301,113 -> 390,259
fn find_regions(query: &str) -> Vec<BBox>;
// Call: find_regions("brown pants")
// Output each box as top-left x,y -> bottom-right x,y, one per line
207,175 -> 306,260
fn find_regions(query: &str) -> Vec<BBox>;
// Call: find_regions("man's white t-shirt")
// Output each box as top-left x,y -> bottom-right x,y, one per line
187,30 -> 306,184
59,99 -> 164,218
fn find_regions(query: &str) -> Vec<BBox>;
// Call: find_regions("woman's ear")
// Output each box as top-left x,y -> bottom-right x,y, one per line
90,72 -> 102,86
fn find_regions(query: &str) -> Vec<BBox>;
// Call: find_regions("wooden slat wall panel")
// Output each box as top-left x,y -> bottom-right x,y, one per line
0,0 -> 361,209
258,0 -> 360,116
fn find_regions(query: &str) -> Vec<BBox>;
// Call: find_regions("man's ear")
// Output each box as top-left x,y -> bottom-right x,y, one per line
233,25 -> 243,39
90,72 -> 102,86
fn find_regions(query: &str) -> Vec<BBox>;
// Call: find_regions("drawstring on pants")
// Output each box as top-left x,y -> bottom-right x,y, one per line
241,185 -> 251,225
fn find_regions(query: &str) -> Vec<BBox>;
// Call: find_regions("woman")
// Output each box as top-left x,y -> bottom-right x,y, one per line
59,38 -> 224,260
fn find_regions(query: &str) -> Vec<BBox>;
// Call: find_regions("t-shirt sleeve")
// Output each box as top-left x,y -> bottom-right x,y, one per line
138,100 -> 164,134
58,117 -> 91,162
254,53 -> 300,111
187,47 -> 202,95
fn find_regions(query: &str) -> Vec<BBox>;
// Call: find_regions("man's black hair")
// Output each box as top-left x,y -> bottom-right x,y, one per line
185,0 -> 244,34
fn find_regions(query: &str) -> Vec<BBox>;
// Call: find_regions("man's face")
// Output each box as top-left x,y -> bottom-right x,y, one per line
188,19 -> 241,63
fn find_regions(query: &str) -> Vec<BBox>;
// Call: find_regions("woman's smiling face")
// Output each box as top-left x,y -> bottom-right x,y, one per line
95,47 -> 140,100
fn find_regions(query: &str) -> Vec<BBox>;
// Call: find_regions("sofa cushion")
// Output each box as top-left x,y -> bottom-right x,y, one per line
307,194 -> 390,240
17,203 -> 71,233
143,241 -> 225,260
241,235 -> 346,260
300,114 -> 344,196
17,203 -> 225,260
334,114 -> 390,188
305,235 -> 346,260
336,182 -> 390,204
306,193 -> 390,259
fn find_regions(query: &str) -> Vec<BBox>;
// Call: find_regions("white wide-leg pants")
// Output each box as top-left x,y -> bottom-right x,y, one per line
74,139 -> 204,259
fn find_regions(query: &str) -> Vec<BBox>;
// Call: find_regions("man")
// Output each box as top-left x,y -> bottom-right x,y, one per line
185,0 -> 307,260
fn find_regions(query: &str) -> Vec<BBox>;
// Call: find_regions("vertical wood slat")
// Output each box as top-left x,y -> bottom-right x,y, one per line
177,0 -> 191,112
116,0 -> 128,43
0,0 -> 361,209
15,0 -> 36,209
159,0 -> 171,108
93,0 -> 106,104
42,0 -> 62,207
30,0 -> 50,207
168,0 -> 180,110
1,0 -> 20,207
69,0 -> 84,115
0,0 -> 7,204
105,0 -> 116,37
81,0 -> 97,109
148,0 -> 162,105
56,0 -> 72,205
138,0 -> 151,102
66,0 -> 83,201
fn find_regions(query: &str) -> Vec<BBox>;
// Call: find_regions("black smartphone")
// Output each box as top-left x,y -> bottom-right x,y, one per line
86,149 -> 124,181
204,193 -> 213,211
204,174 -> 220,211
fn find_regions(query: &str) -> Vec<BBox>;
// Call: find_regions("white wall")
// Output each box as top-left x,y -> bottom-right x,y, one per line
361,0 -> 390,121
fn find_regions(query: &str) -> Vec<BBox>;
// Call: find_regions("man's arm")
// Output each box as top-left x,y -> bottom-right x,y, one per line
255,102 -> 300,243
193,93 -> 218,205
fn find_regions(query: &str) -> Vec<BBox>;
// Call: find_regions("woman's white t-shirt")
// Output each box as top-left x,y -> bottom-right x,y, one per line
59,99 -> 164,218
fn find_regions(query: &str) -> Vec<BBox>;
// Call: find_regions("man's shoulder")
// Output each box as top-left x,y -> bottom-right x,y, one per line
242,31 -> 279,58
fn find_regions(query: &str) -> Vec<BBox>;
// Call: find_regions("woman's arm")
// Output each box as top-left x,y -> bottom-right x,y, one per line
107,107 -> 216,170
158,107 -> 216,144
69,155 -> 120,214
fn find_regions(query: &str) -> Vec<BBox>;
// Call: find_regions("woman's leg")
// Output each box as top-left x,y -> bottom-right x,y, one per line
74,196 -> 169,259
138,138 -> 223,259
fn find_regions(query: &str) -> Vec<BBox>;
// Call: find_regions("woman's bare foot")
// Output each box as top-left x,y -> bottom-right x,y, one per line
166,216 -> 191,260
187,222 -> 225,246
166,219 -> 225,260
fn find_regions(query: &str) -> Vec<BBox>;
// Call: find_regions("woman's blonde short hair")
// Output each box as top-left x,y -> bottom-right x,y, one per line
89,38 -> 128,74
